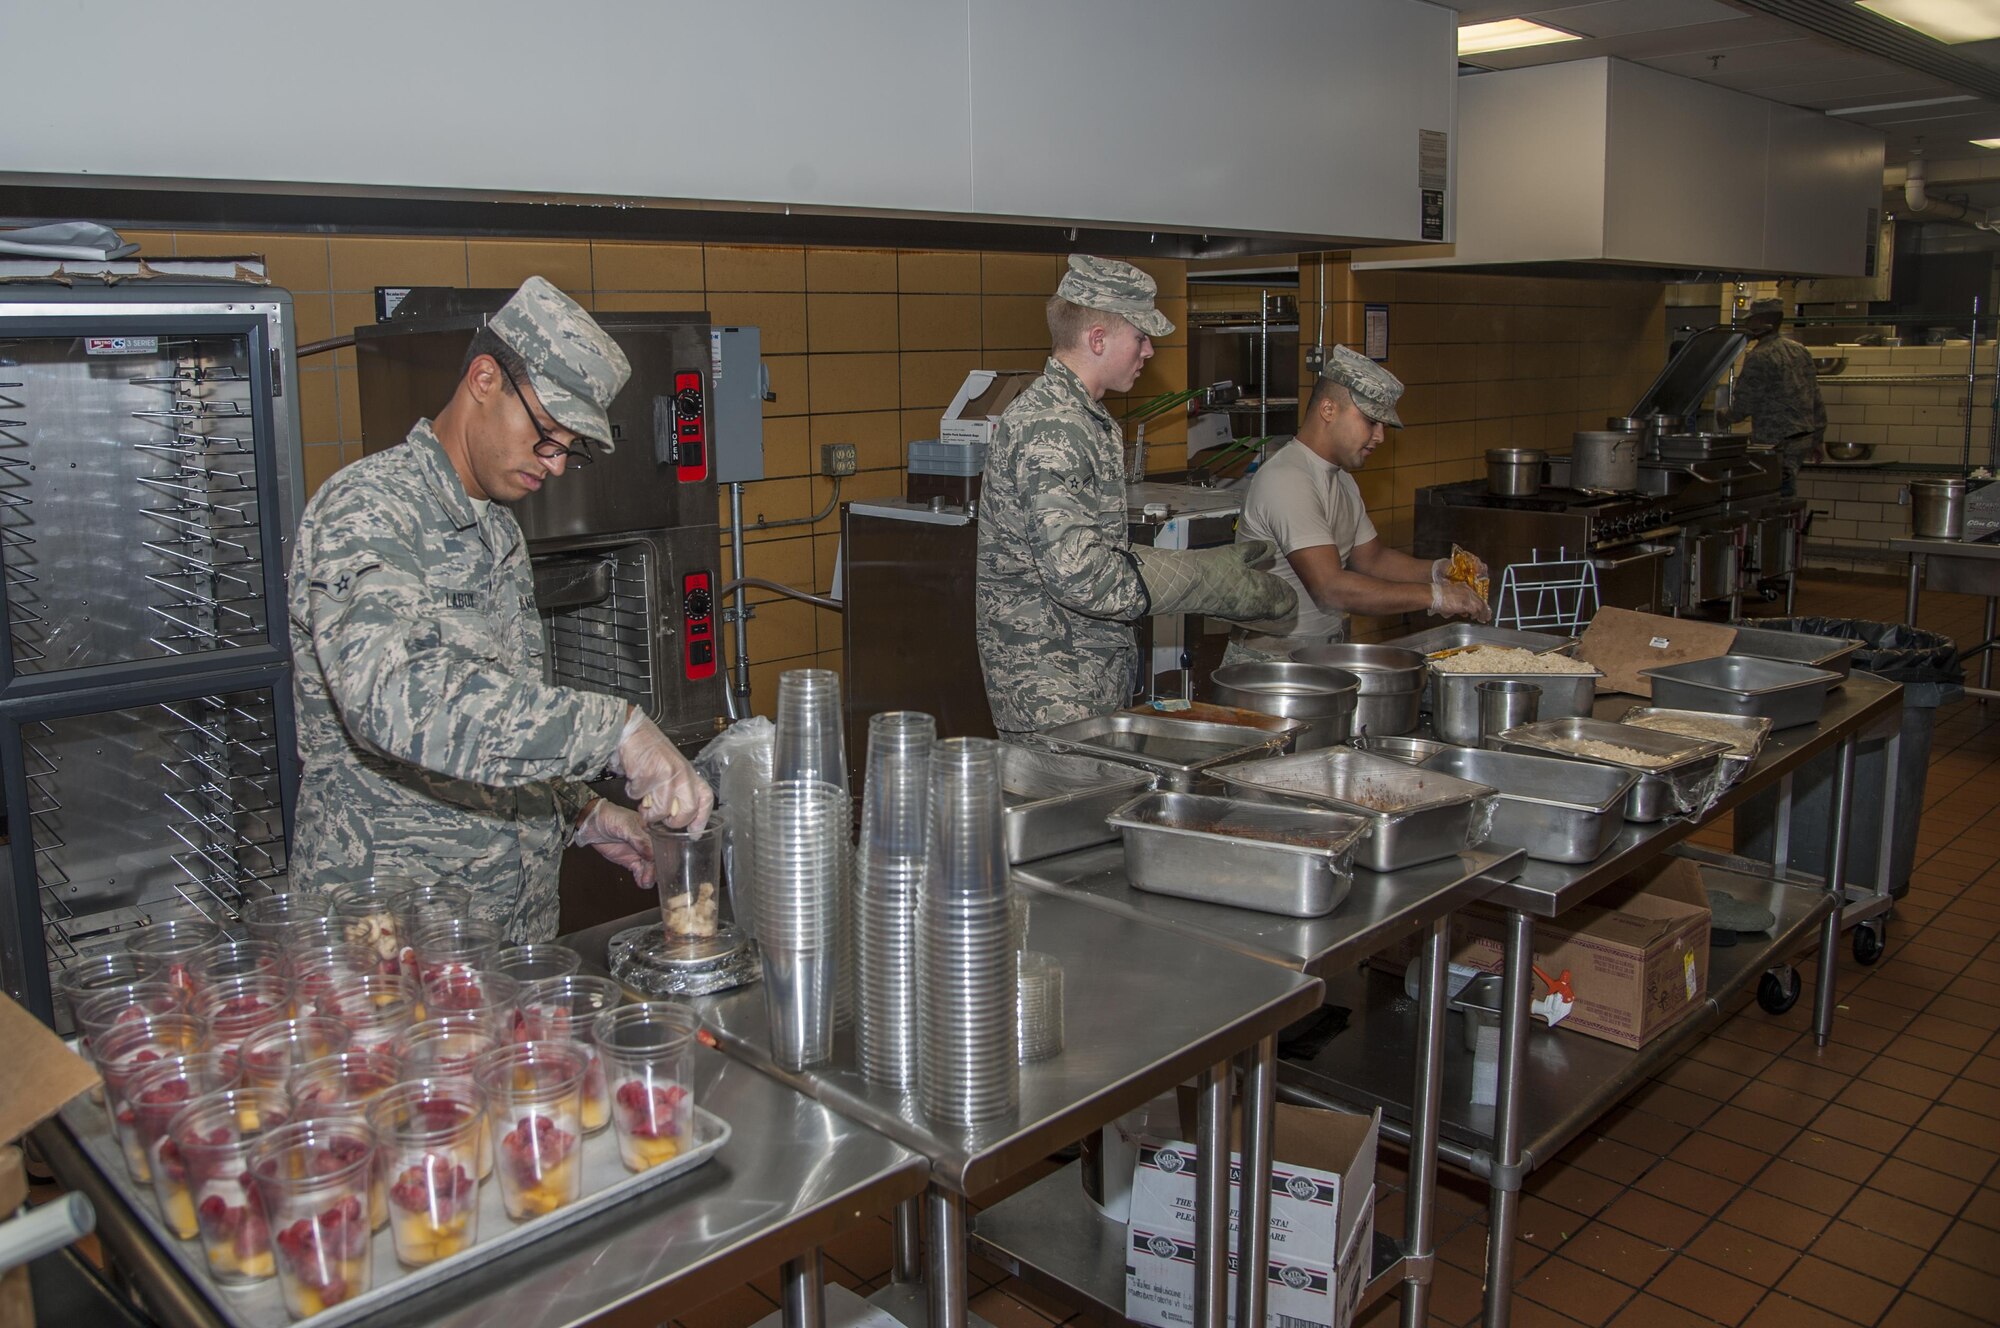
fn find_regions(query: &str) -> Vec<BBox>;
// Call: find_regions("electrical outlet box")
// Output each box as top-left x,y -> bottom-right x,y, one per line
820,443 -> 858,477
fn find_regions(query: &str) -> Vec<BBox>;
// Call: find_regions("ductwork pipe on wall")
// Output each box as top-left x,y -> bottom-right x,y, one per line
1904,153 -> 1994,229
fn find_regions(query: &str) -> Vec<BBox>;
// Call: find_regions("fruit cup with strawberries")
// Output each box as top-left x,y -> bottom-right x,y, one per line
195,974 -> 293,1056
367,1078 -> 485,1266
240,892 -> 330,949
312,972 -> 420,1052
128,1050 -> 242,1240
288,1049 -> 404,1232
474,1041 -> 587,1220
511,975 -> 623,1135
392,1017 -> 499,1180
168,1087 -> 292,1287
386,883 -> 472,979
491,943 -> 583,985
94,1011 -> 205,1185
186,940 -> 284,1004
239,1016 -> 353,1093
418,968 -> 519,1033
593,1003 -> 699,1173
409,917 -> 502,1007
247,1119 -> 377,1320
126,919 -> 224,998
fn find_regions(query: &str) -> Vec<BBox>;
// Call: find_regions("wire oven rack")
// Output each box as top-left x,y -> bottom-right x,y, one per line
541,544 -> 657,713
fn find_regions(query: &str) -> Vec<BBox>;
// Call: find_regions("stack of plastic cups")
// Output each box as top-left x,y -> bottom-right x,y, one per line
772,668 -> 854,1027
855,711 -> 935,1089
918,738 -> 1020,1125
1016,952 -> 1066,1062
753,778 -> 846,1071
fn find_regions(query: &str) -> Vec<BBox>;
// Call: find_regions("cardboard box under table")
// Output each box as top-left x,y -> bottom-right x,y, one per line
0,994 -> 101,1328
1125,1099 -> 1379,1328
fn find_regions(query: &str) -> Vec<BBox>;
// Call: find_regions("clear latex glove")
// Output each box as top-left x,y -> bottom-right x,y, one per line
1430,579 -> 1492,623
608,708 -> 714,832
1429,552 -> 1490,588
1133,541 -> 1297,621
574,798 -> 656,889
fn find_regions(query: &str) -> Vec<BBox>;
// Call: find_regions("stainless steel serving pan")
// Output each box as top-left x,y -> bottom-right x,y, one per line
1384,623 -> 1578,720
1035,712 -> 1292,791
999,744 -> 1153,864
1494,716 -> 1729,822
1617,706 -> 1772,789
1289,644 -> 1426,737
1210,747 -> 1494,872
1723,624 -> 1860,679
1105,790 -> 1369,917
1208,661 -> 1361,751
1428,658 -> 1603,747
1639,653 -> 1841,730
1346,735 -> 1450,765
1418,746 -> 1636,864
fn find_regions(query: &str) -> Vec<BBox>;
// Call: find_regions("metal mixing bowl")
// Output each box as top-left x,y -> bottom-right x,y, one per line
1824,441 -> 1874,461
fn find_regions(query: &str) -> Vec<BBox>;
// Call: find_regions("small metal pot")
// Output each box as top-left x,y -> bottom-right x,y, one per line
1908,478 -> 1968,540
1208,661 -> 1361,750
1289,643 -> 1426,736
1486,448 -> 1546,497
1571,431 -> 1641,493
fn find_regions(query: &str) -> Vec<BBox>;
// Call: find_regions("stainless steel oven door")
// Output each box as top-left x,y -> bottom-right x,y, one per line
1590,542 -> 1669,613
1666,523 -> 1742,607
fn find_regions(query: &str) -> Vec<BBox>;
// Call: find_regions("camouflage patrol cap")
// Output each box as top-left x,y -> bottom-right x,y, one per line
1320,345 -> 1406,429
1056,254 -> 1174,339
1748,297 -> 1784,319
488,276 -> 631,452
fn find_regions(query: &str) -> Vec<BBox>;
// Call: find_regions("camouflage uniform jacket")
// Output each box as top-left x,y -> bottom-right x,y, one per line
287,422 -> 628,940
1730,333 -> 1826,444
976,356 -> 1150,733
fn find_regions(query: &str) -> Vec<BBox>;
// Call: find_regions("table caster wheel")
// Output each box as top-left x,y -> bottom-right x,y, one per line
1853,920 -> 1885,966
1760,586 -> 1781,602
1758,966 -> 1801,1014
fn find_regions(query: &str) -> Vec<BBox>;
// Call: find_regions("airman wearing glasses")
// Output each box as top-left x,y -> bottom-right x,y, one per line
286,277 -> 711,941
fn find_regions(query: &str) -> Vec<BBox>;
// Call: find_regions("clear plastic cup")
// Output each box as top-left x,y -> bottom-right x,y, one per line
510,975 -> 621,1134
392,1017 -> 499,1181
367,1078 -> 484,1267
774,668 -> 849,791
593,1003 -> 699,1173
126,919 -> 225,994
928,737 -> 1008,902
75,981 -> 192,1056
127,1049 -> 241,1240
286,1049 -> 402,1117
247,1118 -> 376,1319
285,942 -> 381,1011
168,1087 -> 291,1286
651,815 -> 729,942
188,939 -> 284,1000
239,1017 -> 352,1093
420,967 -> 519,1031
241,892 -> 329,949
410,917 -> 503,995
95,1011 -> 206,1184
491,943 -> 583,985
311,972 -> 420,1052
860,710 -> 935,861
474,1041 -> 588,1220
195,974 -> 293,1054
325,876 -> 417,978
53,952 -> 153,1033
389,884 -> 472,975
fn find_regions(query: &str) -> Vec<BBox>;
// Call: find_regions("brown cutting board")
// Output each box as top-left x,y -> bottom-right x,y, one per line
1575,607 -> 1736,697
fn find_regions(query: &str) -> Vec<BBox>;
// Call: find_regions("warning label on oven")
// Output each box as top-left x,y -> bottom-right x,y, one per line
85,336 -> 159,355
1418,128 -> 1448,242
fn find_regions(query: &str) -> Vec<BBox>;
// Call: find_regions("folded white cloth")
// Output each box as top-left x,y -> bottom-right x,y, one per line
0,222 -> 140,260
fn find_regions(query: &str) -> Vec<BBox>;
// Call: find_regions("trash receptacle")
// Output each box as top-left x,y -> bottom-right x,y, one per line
1734,618 -> 1963,899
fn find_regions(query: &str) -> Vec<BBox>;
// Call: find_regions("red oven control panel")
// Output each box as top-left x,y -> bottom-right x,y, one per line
672,371 -> 708,483
681,571 -> 716,680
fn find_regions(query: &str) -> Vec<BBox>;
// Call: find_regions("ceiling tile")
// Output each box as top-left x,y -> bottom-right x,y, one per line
1525,0 -> 1748,39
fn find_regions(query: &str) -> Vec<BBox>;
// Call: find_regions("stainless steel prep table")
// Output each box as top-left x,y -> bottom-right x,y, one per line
984,843 -> 1523,1328
35,1036 -> 927,1328
1282,672 -> 1905,1328
619,891 -> 1323,1328
1894,533 -> 2000,697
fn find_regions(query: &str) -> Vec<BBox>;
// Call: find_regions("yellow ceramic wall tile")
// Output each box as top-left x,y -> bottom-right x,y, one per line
289,294 -> 337,352
466,239 -> 591,292
982,253 -> 1060,295
806,248 -> 898,292
590,242 -> 704,292
741,537 -> 816,600
297,369 -> 340,445
1153,297 -> 1189,347
331,291 -> 380,340
760,415 -> 813,479
738,477 -> 814,536
983,349 -> 1046,373
902,408 -> 942,442
1354,468 -> 1394,509
117,230 -> 175,255
900,350 -> 984,411
1133,346 -> 1187,398
899,251 -> 981,293
594,291 -> 706,315
981,295 -> 1050,351
301,442 -> 344,497
706,245 -> 805,291
899,294 -> 981,351
327,236 -> 467,291
763,355 -> 809,417
750,597 -> 820,660
335,368 -> 364,444
705,293 -> 808,356
179,232 -> 329,293
813,532 -> 843,595
808,293 -> 899,353
806,352 -> 900,415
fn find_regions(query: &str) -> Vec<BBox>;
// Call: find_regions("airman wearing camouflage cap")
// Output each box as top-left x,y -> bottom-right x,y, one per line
1318,344 -> 1405,428
286,276 -> 710,939
975,255 -> 1294,734
1720,296 -> 1823,495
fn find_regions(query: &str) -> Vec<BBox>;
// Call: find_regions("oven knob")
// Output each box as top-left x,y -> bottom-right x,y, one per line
674,388 -> 702,419
683,586 -> 713,619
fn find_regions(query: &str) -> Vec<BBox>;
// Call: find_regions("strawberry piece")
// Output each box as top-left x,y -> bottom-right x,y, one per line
499,1113 -> 576,1184
614,1081 -> 688,1139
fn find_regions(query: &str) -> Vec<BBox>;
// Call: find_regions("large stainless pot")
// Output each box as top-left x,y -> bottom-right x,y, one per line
1571,430 -> 1640,492
1289,643 -> 1425,736
1209,661 -> 1360,750
1909,478 -> 1967,539
1486,448 -> 1545,497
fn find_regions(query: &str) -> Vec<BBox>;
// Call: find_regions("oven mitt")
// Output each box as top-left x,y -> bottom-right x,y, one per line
1132,541 -> 1297,622
1707,890 -> 1775,937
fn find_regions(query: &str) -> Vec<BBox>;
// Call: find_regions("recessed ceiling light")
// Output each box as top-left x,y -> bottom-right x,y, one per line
1858,0 -> 2000,44
1457,18 -> 1583,57
1973,137 -> 2000,149
1827,93 -> 1978,115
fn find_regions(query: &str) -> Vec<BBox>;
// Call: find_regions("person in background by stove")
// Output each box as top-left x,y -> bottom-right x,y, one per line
1716,297 -> 1825,497
1227,348 -> 1491,662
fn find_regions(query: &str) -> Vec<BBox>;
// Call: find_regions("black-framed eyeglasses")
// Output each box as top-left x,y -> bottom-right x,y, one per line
501,367 -> 597,467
